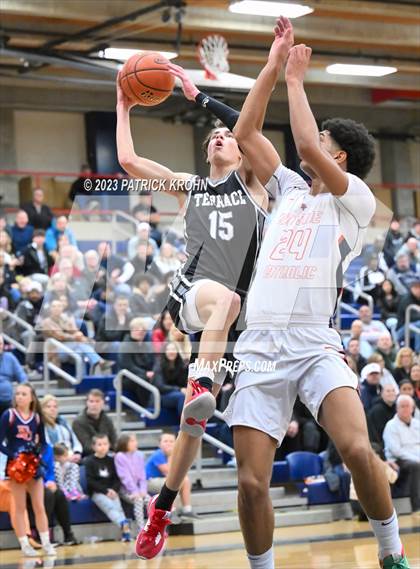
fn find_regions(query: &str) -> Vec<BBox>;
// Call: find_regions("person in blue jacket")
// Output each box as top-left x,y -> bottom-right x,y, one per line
0,334 -> 27,420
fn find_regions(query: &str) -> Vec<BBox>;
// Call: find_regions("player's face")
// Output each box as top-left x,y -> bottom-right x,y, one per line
299,130 -> 342,179
207,128 -> 241,165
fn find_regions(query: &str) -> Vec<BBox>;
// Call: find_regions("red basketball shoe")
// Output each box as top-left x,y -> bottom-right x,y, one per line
135,495 -> 171,559
180,379 -> 216,437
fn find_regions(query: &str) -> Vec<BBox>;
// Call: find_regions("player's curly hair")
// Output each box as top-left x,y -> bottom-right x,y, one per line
321,118 -> 376,180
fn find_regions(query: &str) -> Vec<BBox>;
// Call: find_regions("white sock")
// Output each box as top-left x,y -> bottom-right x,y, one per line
368,510 -> 403,560
40,531 -> 51,547
247,546 -> 274,569
19,535 -> 30,549
182,505 -> 192,513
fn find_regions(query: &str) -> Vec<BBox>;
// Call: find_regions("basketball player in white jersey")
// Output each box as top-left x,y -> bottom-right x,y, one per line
223,17 -> 410,569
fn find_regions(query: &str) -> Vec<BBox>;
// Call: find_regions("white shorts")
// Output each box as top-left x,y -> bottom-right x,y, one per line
223,327 -> 358,446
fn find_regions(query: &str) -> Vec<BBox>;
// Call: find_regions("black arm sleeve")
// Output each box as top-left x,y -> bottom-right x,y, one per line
195,92 -> 239,131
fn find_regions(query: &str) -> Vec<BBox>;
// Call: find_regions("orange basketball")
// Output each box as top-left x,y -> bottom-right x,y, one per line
119,51 -> 175,107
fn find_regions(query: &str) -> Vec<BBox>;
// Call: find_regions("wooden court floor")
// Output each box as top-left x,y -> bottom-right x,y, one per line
1,514 -> 419,569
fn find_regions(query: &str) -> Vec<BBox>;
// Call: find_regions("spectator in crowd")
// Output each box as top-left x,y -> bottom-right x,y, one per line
169,324 -> 192,364
74,250 -> 105,301
360,362 -> 382,412
96,295 -> 132,355
43,272 -> 78,315
127,222 -> 158,260
368,385 -> 397,452
356,256 -> 385,304
11,210 -> 33,258
32,443 -> 78,546
129,274 -> 155,318
131,193 -> 162,245
397,237 -> 420,267
14,279 -> 43,334
115,433 -> 148,532
0,270 -> 15,311
406,219 -> 420,244
152,310 -> 173,353
151,243 -> 181,279
40,300 -> 112,374
68,164 -> 92,203
343,319 -> 373,358
0,335 -> 27,416
0,250 -> 16,287
384,219 -> 404,267
97,241 -> 134,295
72,389 -> 117,456
376,279 -> 399,326
383,395 -> 420,512
22,188 -> 54,231
346,338 -> 367,375
396,277 -> 420,352
359,305 -> 388,347
0,229 -> 14,265
129,242 -> 154,279
387,253 -> 419,296
45,216 -> 77,258
21,229 -> 53,282
85,434 -> 131,541
0,211 -> 11,235
145,432 -> 197,520
118,318 -> 155,408
374,333 -> 397,374
55,243 -> 84,277
149,272 -> 175,317
368,353 -> 399,392
410,364 -> 420,403
393,347 -> 415,385
53,443 -> 85,502
398,380 -> 420,418
154,342 -> 187,420
41,394 -> 82,461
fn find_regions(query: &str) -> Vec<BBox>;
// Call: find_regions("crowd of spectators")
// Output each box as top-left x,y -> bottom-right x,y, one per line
0,186 -> 419,544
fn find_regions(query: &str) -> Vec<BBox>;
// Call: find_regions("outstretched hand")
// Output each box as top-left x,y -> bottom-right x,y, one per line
116,71 -> 136,111
167,63 -> 200,101
268,16 -> 294,68
285,44 -> 312,83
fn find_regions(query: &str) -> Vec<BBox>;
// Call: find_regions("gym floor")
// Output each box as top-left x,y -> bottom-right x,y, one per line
1,514 -> 419,569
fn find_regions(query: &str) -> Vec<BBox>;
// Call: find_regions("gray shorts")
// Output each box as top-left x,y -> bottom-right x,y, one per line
224,327 -> 358,446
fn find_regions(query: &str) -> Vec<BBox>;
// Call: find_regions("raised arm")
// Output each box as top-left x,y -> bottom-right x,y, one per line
232,16 -> 294,185
116,75 -> 190,204
285,45 -> 348,196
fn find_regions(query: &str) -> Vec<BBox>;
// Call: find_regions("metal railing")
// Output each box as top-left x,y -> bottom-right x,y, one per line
110,210 -> 138,255
405,304 -> 420,347
345,284 -> 374,312
43,337 -> 84,390
114,369 -> 161,435
0,309 -> 35,354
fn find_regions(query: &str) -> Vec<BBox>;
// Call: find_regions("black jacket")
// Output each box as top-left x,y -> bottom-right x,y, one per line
84,454 -> 120,496
396,291 -> 420,329
367,399 -> 396,447
153,354 -> 188,394
22,203 -> 53,230
96,308 -> 132,343
360,380 -> 382,412
22,243 -> 54,276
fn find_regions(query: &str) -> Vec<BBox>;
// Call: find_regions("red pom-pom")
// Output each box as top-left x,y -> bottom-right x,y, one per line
7,453 -> 39,483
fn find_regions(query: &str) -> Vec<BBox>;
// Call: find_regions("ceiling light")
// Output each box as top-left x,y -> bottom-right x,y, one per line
326,64 -> 397,77
229,1 -> 313,18
100,48 -> 178,61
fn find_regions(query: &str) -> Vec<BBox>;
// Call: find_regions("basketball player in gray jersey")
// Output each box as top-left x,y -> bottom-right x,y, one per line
116,71 -> 270,558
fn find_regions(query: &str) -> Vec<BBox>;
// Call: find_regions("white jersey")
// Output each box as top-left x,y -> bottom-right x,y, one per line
246,164 -> 376,329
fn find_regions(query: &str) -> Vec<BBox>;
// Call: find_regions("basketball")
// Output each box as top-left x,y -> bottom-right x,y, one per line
119,51 -> 175,107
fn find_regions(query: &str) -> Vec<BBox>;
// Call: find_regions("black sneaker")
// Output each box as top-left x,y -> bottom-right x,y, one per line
63,533 -> 79,546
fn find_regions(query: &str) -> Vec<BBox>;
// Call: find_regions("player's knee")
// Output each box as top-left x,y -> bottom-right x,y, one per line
339,439 -> 373,470
238,472 -> 269,503
215,290 -> 241,323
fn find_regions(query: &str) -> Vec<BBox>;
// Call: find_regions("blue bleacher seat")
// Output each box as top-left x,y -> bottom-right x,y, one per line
145,407 -> 179,427
75,375 -> 115,394
271,461 -> 290,484
285,451 -> 323,481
